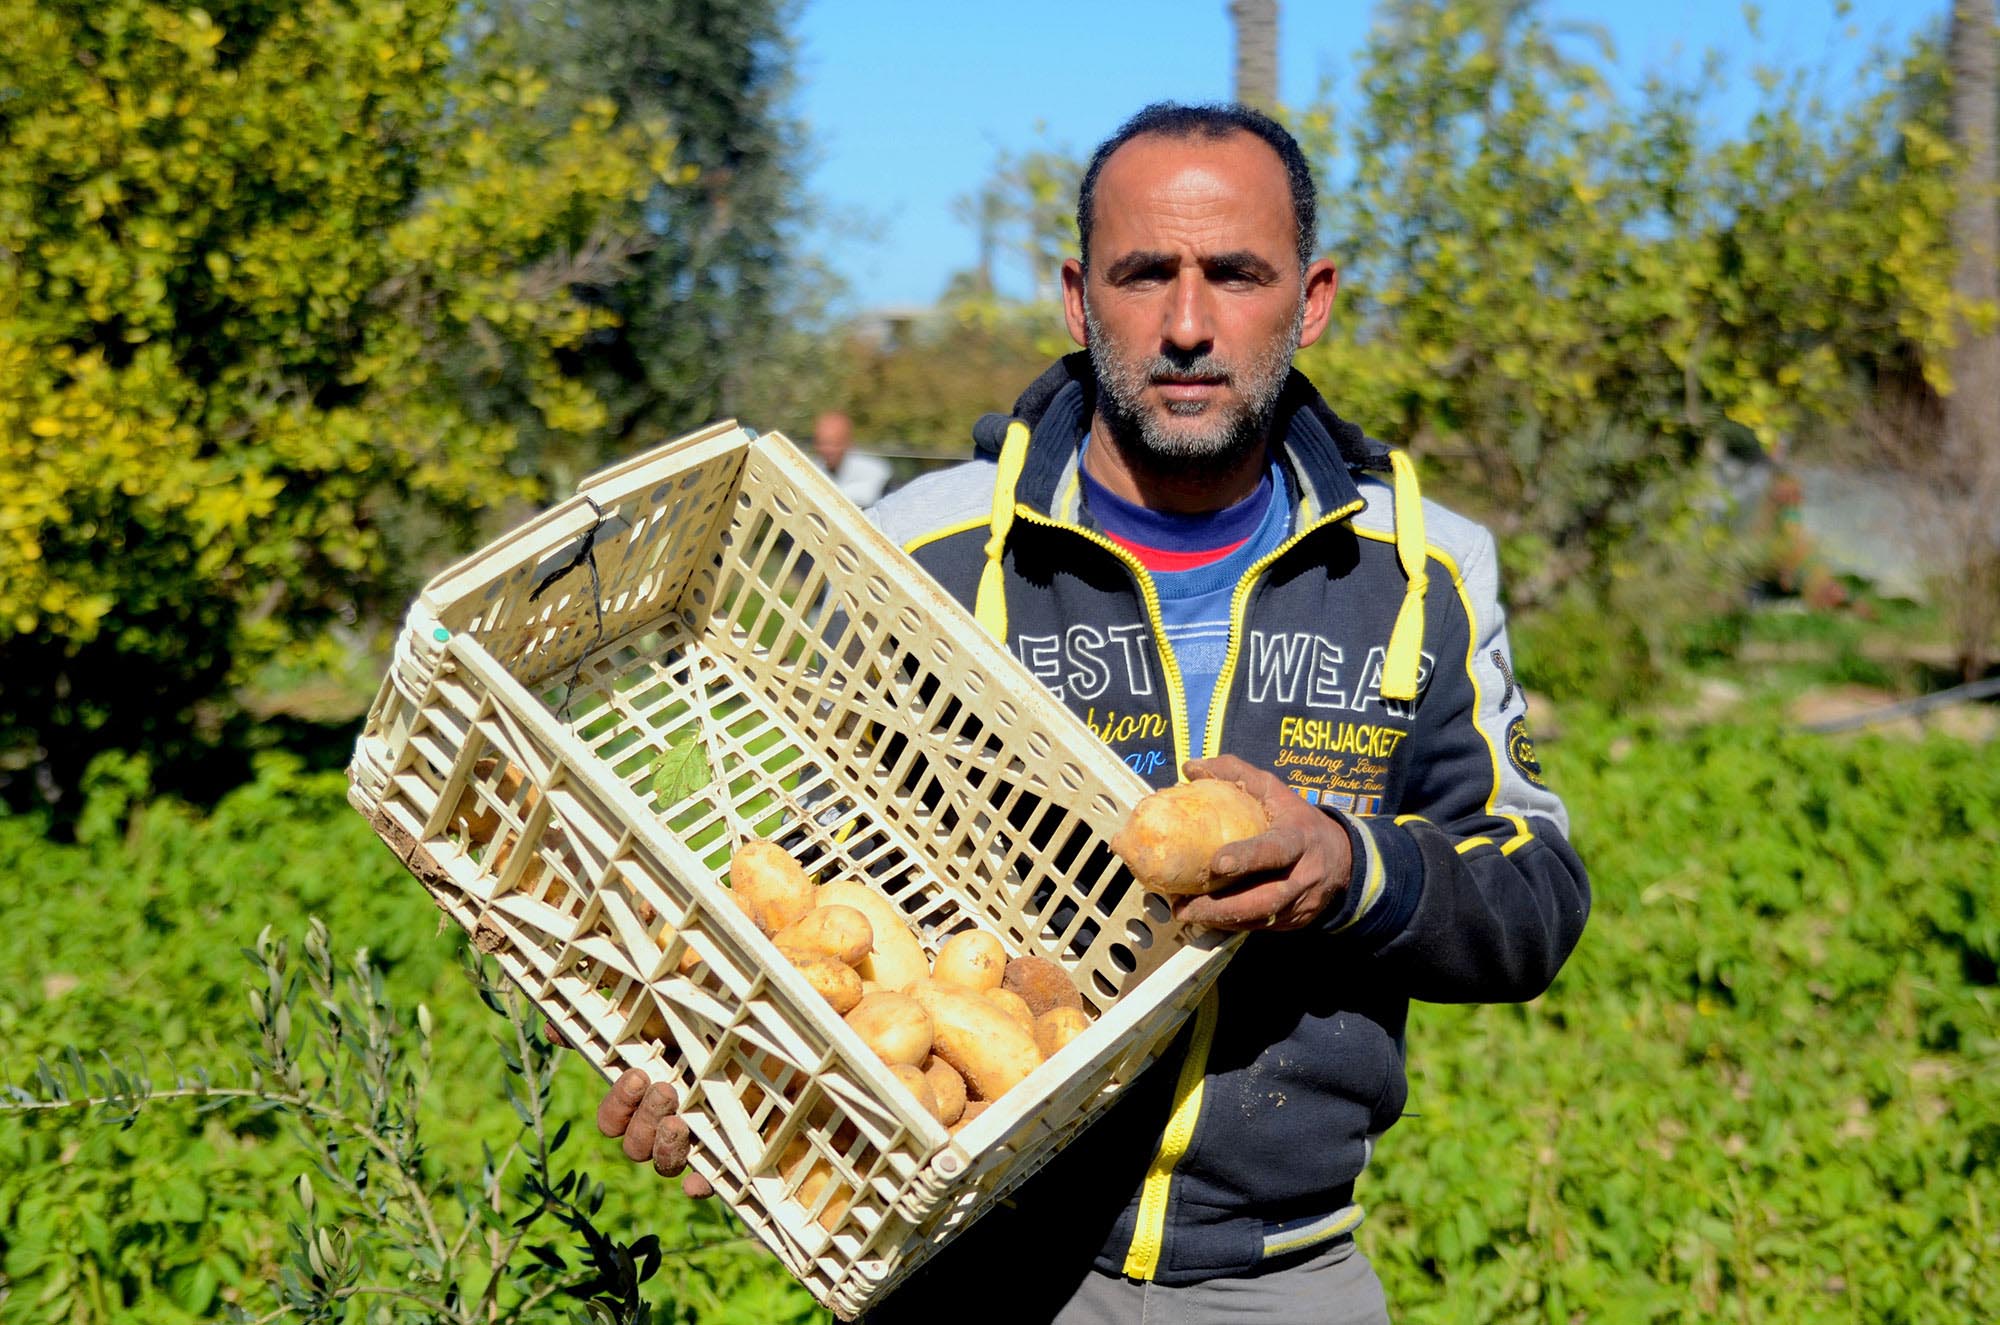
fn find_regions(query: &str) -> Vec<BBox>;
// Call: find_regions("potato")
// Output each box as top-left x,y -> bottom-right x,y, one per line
656,925 -> 708,978
982,986 -> 1036,1036
1001,955 -> 1086,1018
817,880 -> 930,991
923,1057 -> 967,1126
948,1099 -> 991,1135
456,758 -> 534,850
730,1050 -> 807,1119
779,948 -> 865,1014
908,982 -> 1044,1102
843,991 -> 933,1067
1035,1006 -> 1093,1058
799,1161 -> 853,1232
778,1137 -> 852,1232
1108,780 -> 1269,895
772,904 -> 873,967
931,929 -> 1007,991
888,1062 -> 942,1123
455,762 -> 590,904
728,841 -> 816,935
635,899 -> 708,978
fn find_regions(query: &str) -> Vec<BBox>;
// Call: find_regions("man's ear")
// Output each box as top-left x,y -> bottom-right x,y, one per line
1061,258 -> 1089,348
1295,259 -> 1340,349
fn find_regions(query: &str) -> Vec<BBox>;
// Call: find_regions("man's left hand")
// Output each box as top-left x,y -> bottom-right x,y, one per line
1168,755 -> 1353,932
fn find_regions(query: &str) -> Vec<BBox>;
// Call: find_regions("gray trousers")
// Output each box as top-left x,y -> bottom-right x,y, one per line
1050,1238 -> 1390,1324
864,1237 -> 1389,1324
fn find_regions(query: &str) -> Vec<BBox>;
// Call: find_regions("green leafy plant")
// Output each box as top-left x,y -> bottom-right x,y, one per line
4,920 -> 679,1324
0,754 -> 822,1324
5,711 -> 1999,1320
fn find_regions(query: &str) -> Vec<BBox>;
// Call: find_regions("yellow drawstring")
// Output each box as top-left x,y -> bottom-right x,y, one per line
974,424 -> 1423,701
973,421 -> 1032,644
1382,450 -> 1428,702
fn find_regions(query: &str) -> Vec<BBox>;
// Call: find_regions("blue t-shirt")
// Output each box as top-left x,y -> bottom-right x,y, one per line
1080,451 -> 1293,753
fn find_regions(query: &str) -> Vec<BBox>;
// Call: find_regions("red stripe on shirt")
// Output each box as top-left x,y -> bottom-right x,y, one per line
1104,531 -> 1250,572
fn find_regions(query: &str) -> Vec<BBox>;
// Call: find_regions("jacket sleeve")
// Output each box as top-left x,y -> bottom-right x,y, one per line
1314,526 -> 1590,1003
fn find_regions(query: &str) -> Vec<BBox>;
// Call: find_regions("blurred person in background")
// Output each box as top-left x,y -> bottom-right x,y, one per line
593,102 -> 1590,1323
811,407 -> 892,508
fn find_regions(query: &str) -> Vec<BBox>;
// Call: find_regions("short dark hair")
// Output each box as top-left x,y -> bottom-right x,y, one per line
1076,101 -> 1318,275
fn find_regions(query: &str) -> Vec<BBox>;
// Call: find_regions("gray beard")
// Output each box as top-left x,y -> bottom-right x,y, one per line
1083,295 -> 1304,479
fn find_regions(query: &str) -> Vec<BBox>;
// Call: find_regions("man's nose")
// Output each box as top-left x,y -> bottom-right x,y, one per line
1162,270 -> 1213,351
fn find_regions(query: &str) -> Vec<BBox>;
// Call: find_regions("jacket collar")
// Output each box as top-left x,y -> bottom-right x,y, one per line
972,352 -> 1387,527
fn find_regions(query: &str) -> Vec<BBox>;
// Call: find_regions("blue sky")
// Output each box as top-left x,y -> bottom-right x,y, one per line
791,0 -> 1939,310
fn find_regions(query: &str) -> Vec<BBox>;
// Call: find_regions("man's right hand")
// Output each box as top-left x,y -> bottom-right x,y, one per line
594,1068 -> 716,1200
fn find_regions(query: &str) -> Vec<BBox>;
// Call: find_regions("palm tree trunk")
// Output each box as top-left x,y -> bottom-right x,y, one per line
1228,0 -> 1280,112
1946,0 -> 2000,678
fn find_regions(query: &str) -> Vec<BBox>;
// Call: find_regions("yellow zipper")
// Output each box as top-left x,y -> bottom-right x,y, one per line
1012,508 -> 1194,768
1201,498 -> 1365,755
1121,986 -> 1221,1279
1016,497 -> 1363,1280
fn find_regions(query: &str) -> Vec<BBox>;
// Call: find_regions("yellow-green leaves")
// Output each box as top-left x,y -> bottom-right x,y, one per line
1295,0 -> 1959,621
0,0 -> 679,797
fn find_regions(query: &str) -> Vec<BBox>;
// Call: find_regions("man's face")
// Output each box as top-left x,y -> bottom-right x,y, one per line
1062,132 -> 1336,473
813,412 -> 852,468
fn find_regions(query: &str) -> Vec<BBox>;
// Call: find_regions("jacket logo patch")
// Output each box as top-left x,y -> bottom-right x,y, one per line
1505,716 -> 1545,788
1275,716 -> 1408,817
1294,786 -> 1384,815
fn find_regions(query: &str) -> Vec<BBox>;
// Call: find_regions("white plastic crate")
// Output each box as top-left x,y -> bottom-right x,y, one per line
346,422 -> 1232,1317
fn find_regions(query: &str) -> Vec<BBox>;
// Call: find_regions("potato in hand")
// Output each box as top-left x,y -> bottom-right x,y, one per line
1108,780 -> 1269,896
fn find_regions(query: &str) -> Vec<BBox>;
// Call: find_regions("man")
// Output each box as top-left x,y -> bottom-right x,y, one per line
811,407 -> 893,508
596,102 -> 1590,1322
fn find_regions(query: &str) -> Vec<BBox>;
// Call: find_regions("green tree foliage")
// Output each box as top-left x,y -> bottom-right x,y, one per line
508,0 -> 812,457
0,0 -> 676,812
1300,1 -> 1959,617
950,138 -> 1080,306
927,3 -> 1966,699
828,307 -> 1055,453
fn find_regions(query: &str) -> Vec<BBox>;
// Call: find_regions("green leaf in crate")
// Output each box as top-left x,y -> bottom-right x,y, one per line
652,731 -> 713,804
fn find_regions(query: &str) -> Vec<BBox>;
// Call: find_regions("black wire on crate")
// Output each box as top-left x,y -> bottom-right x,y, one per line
529,495 -> 608,725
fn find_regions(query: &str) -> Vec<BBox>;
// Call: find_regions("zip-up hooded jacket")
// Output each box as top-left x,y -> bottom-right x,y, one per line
865,354 -> 1590,1292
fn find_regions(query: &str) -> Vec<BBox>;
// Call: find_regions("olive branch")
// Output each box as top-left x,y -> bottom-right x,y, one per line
0,919 -> 748,1324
